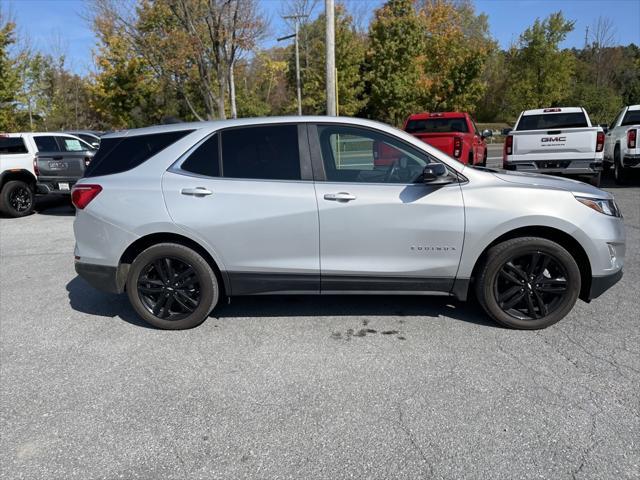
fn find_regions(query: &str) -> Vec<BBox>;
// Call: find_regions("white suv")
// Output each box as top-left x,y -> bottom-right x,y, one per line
0,132 -> 95,217
72,117 -> 625,330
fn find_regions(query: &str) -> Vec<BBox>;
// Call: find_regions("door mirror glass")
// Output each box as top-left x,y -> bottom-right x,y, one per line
599,124 -> 609,133
501,128 -> 512,136
481,129 -> 493,138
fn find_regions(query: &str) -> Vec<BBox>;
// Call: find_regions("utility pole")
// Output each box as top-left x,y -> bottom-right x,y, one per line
325,0 -> 336,116
279,15 -> 308,116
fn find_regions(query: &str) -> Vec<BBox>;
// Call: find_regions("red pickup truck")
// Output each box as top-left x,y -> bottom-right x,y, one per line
403,112 -> 491,166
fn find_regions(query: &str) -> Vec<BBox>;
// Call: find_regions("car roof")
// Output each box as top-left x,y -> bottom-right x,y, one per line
627,105 -> 640,111
101,116 -> 399,139
2,132 -> 86,137
521,107 -> 584,115
406,112 -> 467,120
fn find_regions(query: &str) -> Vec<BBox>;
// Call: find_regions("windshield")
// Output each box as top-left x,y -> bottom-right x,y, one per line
516,112 -> 588,131
405,118 -> 468,134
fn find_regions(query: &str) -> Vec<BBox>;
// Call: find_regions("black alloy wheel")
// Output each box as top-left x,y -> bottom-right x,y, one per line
476,237 -> 581,329
127,243 -> 219,329
0,180 -> 35,217
138,256 -> 201,321
494,251 -> 568,321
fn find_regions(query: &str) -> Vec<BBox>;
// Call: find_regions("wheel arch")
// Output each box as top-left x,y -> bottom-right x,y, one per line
118,232 -> 230,295
464,225 -> 592,302
0,170 -> 37,191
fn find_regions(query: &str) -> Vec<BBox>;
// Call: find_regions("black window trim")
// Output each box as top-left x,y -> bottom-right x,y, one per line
171,123 -> 314,183
307,122 -> 460,185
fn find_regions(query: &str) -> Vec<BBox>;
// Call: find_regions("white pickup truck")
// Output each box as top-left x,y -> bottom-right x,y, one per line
0,133 -> 95,217
603,104 -> 640,184
503,107 -> 605,186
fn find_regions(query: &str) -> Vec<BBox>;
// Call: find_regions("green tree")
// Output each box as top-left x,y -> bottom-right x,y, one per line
288,4 -> 365,116
364,0 -> 424,125
0,12 -> 19,130
505,12 -> 576,118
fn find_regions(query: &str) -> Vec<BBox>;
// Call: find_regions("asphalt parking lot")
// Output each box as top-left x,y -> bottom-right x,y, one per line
1,169 -> 639,479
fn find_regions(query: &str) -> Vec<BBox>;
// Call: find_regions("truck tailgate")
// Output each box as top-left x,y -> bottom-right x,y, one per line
411,133 -> 455,156
36,152 -> 86,178
511,128 -> 599,160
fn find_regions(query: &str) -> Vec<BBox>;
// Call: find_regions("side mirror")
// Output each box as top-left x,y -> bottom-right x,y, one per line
501,128 -> 512,136
599,124 -> 608,134
481,129 -> 492,138
422,162 -> 448,183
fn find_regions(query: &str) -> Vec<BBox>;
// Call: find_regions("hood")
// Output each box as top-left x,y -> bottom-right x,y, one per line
491,170 -> 611,198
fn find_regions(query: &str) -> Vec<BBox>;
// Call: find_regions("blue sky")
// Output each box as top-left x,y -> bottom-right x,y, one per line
5,0 -> 640,75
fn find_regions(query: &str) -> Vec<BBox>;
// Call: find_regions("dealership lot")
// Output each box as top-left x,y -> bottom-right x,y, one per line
1,172 -> 639,479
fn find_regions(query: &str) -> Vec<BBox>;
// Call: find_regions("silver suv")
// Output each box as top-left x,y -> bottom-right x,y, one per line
72,117 -> 625,330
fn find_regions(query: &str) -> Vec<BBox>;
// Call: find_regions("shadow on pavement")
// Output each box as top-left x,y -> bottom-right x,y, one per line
67,275 -> 498,329
35,196 -> 76,216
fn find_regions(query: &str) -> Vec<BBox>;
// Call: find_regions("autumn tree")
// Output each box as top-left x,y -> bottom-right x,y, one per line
505,12 -> 576,118
415,0 -> 494,112
364,0 -> 424,125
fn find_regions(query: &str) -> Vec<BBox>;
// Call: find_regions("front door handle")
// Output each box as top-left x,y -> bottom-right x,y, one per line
181,187 -> 213,196
324,192 -> 356,202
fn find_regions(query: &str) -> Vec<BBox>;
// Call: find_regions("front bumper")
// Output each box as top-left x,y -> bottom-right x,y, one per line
588,269 -> 623,300
622,154 -> 640,168
75,261 -> 125,294
504,159 -> 602,176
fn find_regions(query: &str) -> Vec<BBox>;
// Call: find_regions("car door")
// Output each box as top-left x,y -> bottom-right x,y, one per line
309,123 -> 465,294
605,108 -> 624,161
162,123 -> 320,295
470,117 -> 483,164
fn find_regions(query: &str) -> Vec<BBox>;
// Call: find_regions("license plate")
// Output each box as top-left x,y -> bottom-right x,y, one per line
48,161 -> 67,170
58,182 -> 70,191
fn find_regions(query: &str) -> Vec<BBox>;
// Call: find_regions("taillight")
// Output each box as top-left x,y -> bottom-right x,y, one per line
71,184 -> 102,209
596,131 -> 605,152
628,129 -> 637,149
453,137 -> 462,158
33,157 -> 40,176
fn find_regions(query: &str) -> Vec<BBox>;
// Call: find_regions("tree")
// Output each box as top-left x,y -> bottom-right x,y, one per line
416,0 -> 495,112
364,0 -> 424,125
288,4 -> 365,115
0,11 -> 19,130
505,12 -> 576,118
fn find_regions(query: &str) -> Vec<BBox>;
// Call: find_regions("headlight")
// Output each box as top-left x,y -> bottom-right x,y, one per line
575,196 -> 621,217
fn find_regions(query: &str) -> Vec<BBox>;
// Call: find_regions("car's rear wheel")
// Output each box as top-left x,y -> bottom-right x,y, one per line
588,171 -> 602,187
126,243 -> 219,329
476,237 -> 581,329
613,145 -> 628,185
481,151 -> 487,167
0,180 -> 34,218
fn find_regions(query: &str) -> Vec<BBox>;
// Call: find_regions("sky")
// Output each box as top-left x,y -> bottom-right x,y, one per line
4,0 -> 640,76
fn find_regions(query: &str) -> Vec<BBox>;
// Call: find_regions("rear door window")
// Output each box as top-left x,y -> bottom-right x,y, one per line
220,125 -> 301,180
180,134 -> 220,177
516,112 -> 589,130
34,136 -> 61,152
84,130 -> 194,177
0,137 -> 28,154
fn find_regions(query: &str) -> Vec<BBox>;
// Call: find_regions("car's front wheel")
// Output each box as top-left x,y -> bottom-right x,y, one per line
126,243 -> 219,329
476,237 -> 581,329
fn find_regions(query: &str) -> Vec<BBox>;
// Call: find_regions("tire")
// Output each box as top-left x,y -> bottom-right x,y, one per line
475,237 -> 581,330
613,145 -> 627,185
468,152 -> 474,165
588,171 -> 602,187
126,243 -> 219,329
0,180 -> 35,218
481,151 -> 487,167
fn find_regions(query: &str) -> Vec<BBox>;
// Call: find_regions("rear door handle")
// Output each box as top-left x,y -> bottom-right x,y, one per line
324,192 -> 356,202
181,187 -> 213,196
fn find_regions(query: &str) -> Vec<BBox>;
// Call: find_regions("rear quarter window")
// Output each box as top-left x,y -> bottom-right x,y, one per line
84,130 -> 194,177
516,112 -> 589,131
0,137 -> 28,154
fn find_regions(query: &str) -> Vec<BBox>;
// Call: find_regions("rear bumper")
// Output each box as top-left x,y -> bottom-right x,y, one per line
588,270 -> 623,300
36,178 -> 79,195
622,154 -> 640,168
75,261 -> 125,294
504,158 -> 602,175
